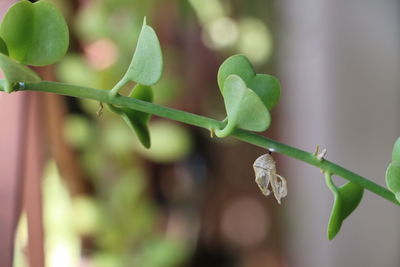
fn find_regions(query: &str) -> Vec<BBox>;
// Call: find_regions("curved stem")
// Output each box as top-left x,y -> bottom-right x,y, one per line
3,80 -> 398,205
109,77 -> 128,97
214,116 -> 236,137
324,172 -> 338,194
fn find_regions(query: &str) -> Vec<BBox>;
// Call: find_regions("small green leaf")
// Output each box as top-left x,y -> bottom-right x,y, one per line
326,174 -> 364,240
0,37 -> 8,55
217,55 -> 281,110
339,182 -> 364,220
127,18 -> 163,85
0,0 -> 69,66
109,85 -> 153,148
327,191 -> 342,240
385,161 -> 400,203
0,53 -> 40,93
110,18 -> 163,96
391,137 -> 400,162
215,75 -> 270,137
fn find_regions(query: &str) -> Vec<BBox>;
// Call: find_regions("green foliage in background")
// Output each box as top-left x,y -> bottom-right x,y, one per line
0,37 -> 8,55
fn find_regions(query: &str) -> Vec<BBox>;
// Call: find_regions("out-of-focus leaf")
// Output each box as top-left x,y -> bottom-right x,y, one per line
391,137 -> 400,162
237,17 -> 273,65
0,80 -> 5,92
102,120 -> 133,155
0,53 -> 40,93
386,161 -> 400,203
56,54 -> 97,88
134,238 -> 187,267
72,196 -> 99,235
133,121 -> 192,163
109,85 -> 153,148
0,0 -> 69,66
0,37 -> 8,55
63,115 -> 93,149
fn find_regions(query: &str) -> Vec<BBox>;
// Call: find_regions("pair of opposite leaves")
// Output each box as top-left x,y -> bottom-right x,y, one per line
0,0 -> 161,149
107,18 -> 162,149
215,55 -> 281,137
110,22 -> 282,147
0,0 -> 69,92
385,137 -> 400,202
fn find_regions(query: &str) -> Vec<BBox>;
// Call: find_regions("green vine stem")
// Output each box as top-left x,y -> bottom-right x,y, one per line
108,78 -> 127,97
3,80 -> 398,205
325,172 -> 338,193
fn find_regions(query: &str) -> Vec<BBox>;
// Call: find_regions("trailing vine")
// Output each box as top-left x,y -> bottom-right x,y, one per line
0,0 -> 399,240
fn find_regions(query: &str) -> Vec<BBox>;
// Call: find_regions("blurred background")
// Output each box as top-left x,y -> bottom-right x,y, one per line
0,0 -> 399,266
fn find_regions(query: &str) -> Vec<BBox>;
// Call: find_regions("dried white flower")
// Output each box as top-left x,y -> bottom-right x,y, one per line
314,145 -> 327,161
253,153 -> 287,204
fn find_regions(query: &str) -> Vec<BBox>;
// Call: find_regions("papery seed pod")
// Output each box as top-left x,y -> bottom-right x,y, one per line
253,153 -> 287,204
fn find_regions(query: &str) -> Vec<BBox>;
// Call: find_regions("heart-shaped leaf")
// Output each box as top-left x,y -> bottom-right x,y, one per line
325,174 -> 364,240
109,85 -> 153,148
385,161 -> 400,203
0,0 -> 69,66
217,55 -> 280,110
391,137 -> 400,162
0,53 -> 40,93
110,18 -> 163,96
215,75 -> 270,137
0,37 -> 8,55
